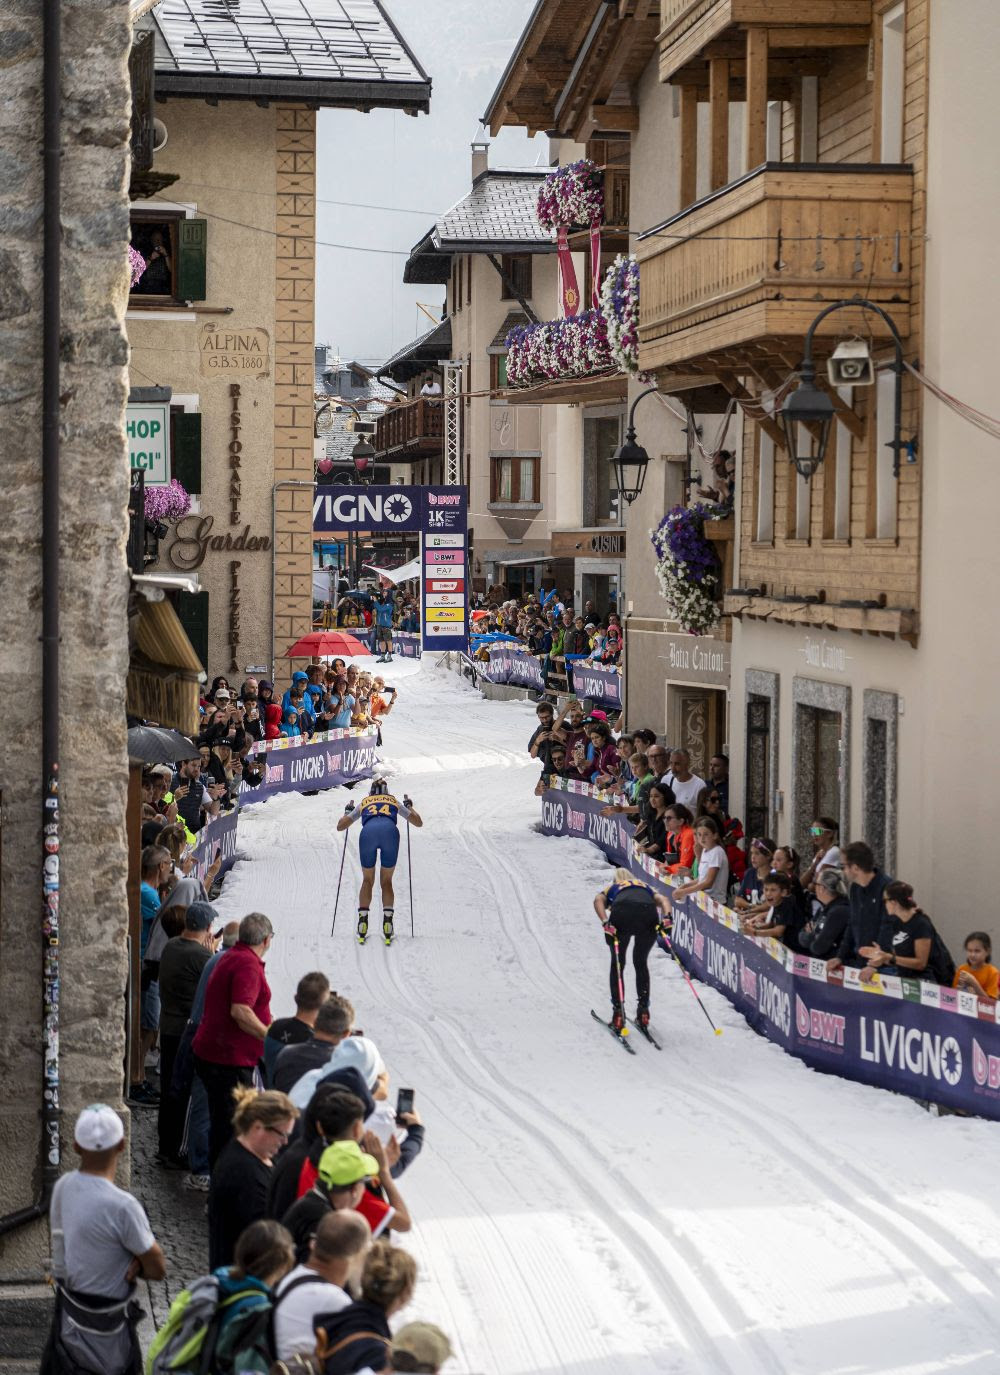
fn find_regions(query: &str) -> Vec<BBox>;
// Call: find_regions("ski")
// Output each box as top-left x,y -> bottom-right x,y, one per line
590,1009 -> 637,1054
629,1020 -> 662,1050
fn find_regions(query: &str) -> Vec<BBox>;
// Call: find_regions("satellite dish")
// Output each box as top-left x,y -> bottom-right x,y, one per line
152,118 -> 168,152
315,402 -> 336,435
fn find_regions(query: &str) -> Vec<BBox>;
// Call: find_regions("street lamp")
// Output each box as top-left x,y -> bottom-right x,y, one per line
611,385 -> 659,504
782,296 -> 914,480
351,436 -> 375,481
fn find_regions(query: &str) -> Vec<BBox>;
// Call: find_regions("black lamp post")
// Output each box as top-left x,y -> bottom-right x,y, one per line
782,296 -> 913,480
611,385 -> 659,504
351,436 -> 375,481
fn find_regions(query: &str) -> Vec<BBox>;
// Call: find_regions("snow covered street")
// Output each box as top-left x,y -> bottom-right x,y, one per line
215,659 -> 1000,1375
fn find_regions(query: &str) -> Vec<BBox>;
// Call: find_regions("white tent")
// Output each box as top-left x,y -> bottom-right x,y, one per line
364,559 -> 421,585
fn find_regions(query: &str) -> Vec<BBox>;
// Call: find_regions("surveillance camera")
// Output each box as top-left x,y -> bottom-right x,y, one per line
827,339 -> 874,388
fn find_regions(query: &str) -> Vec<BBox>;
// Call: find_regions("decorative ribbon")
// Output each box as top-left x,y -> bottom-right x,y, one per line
556,226 -> 580,318
590,222 -> 602,308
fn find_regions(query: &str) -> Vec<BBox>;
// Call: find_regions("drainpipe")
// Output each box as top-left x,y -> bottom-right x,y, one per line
623,609 -> 631,731
0,0 -> 62,1239
271,480 -> 315,683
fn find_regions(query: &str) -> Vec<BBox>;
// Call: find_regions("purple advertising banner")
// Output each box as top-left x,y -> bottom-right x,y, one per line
571,662 -> 622,709
538,782 -> 1000,1120
244,729 -> 377,801
191,807 -> 240,883
392,632 -> 422,659
485,645 -> 545,691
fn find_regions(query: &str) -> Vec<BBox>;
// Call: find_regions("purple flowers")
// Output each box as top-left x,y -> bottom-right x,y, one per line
128,243 -> 147,288
144,479 -> 191,522
650,503 -> 725,633
504,311 -> 613,386
536,159 -> 604,231
600,254 -> 640,374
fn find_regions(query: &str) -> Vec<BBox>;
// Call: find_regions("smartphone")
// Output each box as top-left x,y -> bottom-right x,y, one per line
396,1087 -> 415,1119
213,844 -> 222,862
383,686 -> 395,694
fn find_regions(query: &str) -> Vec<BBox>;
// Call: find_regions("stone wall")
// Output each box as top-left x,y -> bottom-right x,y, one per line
0,0 -> 132,1285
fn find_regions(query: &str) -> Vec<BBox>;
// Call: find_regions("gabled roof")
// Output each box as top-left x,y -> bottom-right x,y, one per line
378,318 -> 452,383
147,0 -> 431,109
403,169 -> 553,284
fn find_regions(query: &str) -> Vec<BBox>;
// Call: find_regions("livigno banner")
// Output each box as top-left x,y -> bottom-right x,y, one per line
244,728 -> 377,800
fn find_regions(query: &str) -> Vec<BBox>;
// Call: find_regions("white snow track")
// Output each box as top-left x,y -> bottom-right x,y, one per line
216,658 -> 1000,1374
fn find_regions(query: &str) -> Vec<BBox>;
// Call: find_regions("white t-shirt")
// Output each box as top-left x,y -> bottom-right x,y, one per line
50,1171 -> 155,1300
699,845 -> 730,903
815,845 -> 842,873
663,772 -> 706,810
273,1264 -> 351,1359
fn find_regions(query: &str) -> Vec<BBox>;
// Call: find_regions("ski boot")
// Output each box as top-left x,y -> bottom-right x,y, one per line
357,908 -> 369,945
636,998 -> 651,1030
382,907 -> 395,946
611,1001 -> 626,1033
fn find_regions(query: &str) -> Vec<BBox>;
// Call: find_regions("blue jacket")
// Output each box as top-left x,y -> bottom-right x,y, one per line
281,671 -> 310,717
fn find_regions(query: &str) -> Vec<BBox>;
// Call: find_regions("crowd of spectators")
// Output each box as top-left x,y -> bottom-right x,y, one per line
320,587 -> 420,637
531,707 -> 990,994
48,910 -> 454,1375
470,585 -> 622,693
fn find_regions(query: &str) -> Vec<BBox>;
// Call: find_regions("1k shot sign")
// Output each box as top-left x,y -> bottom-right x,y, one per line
313,484 -> 469,653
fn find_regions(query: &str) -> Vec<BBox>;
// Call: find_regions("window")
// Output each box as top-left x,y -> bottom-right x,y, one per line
489,353 -> 508,391
466,254 -> 472,307
130,213 -> 207,302
500,254 -> 532,301
456,257 -> 463,312
755,429 -> 774,543
869,367 -> 898,539
583,414 -> 621,525
879,3 -> 905,162
490,456 -> 539,505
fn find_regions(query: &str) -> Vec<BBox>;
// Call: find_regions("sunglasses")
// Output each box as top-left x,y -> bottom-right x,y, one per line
750,839 -> 774,854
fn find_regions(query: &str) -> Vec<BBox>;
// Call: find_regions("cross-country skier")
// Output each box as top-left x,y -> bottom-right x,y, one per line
374,590 -> 395,662
337,779 -> 422,944
594,869 -> 671,1032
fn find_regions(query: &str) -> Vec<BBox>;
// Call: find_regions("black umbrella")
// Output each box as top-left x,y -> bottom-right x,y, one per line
127,725 -> 199,766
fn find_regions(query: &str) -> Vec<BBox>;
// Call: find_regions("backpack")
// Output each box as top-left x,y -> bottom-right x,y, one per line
146,1275 -> 262,1375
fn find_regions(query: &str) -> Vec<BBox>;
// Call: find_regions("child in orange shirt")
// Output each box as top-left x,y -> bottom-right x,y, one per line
954,931 -> 1000,1000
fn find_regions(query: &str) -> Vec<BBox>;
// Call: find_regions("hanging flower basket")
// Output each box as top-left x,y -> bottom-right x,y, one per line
505,311 -> 613,387
650,503 -> 726,634
144,479 -> 191,523
536,159 -> 604,231
600,253 -> 641,375
128,243 -> 147,288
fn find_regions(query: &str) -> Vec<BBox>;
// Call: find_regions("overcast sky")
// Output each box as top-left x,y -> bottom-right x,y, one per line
314,0 -> 543,370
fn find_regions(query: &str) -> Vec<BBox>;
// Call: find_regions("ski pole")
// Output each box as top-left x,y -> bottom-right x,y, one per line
330,826 -> 350,936
611,932 -> 629,1037
404,797 -> 414,938
660,928 -> 723,1036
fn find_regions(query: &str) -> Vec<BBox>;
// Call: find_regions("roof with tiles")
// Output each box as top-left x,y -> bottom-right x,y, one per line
404,169 -> 554,284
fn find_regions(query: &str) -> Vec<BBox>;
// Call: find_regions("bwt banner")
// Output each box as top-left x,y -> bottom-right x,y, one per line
482,644 -> 545,691
312,485 -> 468,654
538,783 -> 1000,1120
392,632 -> 422,659
244,728 -> 377,801
572,662 -> 622,709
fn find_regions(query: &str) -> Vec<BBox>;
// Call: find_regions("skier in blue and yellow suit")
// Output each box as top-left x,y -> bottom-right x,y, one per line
337,778 -> 423,943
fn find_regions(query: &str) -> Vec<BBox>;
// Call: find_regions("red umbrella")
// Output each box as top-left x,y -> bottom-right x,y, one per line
284,630 -> 372,658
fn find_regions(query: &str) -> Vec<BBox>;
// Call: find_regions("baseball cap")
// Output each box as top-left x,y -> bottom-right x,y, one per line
215,688 -> 231,700
317,1140 -> 379,1189
392,1323 -> 454,1368
185,900 -> 216,932
74,1104 -> 124,1152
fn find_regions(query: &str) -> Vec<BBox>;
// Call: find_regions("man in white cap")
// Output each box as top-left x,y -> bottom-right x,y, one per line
43,1105 -> 165,1375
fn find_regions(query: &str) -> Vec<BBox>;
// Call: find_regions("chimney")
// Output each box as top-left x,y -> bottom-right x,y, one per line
471,139 -> 489,182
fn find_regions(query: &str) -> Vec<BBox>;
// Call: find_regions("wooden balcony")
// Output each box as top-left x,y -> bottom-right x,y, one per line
636,163 -> 913,380
658,1 -> 872,82
568,165 -> 631,254
373,397 -> 443,459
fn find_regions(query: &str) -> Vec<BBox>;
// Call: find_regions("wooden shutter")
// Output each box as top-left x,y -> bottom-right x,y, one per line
175,590 -> 210,673
177,219 -> 207,301
172,411 -> 202,493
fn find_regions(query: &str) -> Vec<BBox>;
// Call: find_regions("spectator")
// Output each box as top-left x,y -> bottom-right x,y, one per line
697,788 -> 746,882
829,841 -> 893,970
193,910 -> 274,1166
603,614 -> 623,663
184,1220 -> 295,1375
954,932 -> 1000,999
586,721 -> 619,781
563,738 -> 595,784
707,753 -> 730,813
773,846 -> 808,922
267,1082 -> 372,1222
156,901 -> 217,1166
670,815 -> 729,905
263,703 -> 283,740
802,816 -> 842,892
291,1033 -> 387,1112
742,871 -> 804,949
314,1241 -> 418,1375
283,708 -> 302,739
554,698 -> 588,759
634,783 -> 673,859
528,701 -> 561,780
273,1211 -> 373,1361
264,971 -> 331,1086
281,1140 -> 381,1261
801,869 -> 852,958
659,804 -> 695,878
734,838 -> 776,913
860,881 -> 955,985
44,1105 -> 165,1375
136,844 -> 171,1103
391,1323 -> 455,1374
661,749 -> 706,810
172,754 -> 222,836
209,1087 -> 299,1270
274,995 -> 356,1095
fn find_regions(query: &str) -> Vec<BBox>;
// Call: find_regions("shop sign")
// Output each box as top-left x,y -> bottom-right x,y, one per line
200,325 -> 271,379
127,402 -> 170,485
660,632 -> 731,687
798,634 -> 853,675
167,514 -> 271,572
551,528 -> 626,559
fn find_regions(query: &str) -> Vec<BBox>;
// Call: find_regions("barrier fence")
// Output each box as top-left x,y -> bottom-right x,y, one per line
473,644 -> 623,708
539,778 -> 1000,1120
392,632 -> 422,659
